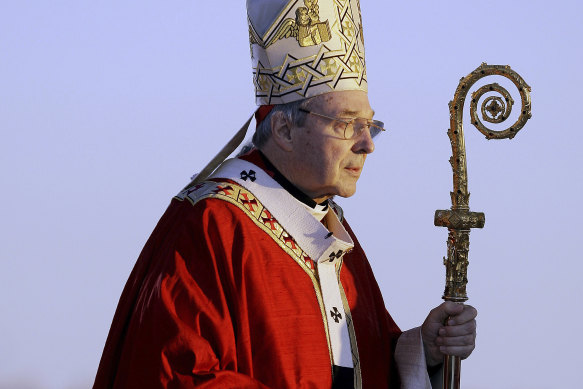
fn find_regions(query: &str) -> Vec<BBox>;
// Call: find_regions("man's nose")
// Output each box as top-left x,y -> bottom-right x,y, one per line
352,126 -> 375,154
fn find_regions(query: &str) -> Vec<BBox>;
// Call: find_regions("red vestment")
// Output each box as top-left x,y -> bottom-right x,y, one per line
94,152 -> 402,388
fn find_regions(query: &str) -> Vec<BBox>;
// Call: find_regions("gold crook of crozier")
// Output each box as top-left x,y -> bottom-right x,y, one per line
434,62 -> 532,303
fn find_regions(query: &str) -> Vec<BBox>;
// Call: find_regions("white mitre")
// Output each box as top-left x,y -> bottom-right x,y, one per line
186,0 -> 369,187
247,0 -> 367,105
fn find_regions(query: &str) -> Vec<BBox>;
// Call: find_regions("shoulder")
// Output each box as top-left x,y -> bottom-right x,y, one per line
169,180 -> 272,238
142,182 -> 268,277
169,181 -> 251,225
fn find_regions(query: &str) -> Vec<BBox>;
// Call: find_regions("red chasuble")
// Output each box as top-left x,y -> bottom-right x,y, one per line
94,151 -> 402,388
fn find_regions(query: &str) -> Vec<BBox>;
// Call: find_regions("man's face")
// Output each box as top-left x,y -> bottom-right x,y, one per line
287,90 -> 376,203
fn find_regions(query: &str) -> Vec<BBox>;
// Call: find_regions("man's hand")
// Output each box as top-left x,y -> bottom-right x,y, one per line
421,302 -> 477,367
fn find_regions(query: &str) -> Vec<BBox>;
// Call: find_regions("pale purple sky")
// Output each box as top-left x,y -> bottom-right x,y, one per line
1,1 -> 581,388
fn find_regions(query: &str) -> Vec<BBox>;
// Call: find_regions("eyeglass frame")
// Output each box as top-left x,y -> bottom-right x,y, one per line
298,107 -> 385,139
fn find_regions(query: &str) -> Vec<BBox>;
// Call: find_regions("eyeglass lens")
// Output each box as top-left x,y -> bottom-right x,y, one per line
346,119 -> 383,139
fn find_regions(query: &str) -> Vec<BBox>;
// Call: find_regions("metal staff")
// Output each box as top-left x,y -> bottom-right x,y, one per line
434,63 -> 532,389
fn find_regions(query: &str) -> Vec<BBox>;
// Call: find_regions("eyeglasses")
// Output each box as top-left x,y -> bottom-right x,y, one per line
299,107 -> 385,139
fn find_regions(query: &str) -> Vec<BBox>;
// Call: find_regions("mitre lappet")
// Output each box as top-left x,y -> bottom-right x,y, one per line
188,0 -> 368,186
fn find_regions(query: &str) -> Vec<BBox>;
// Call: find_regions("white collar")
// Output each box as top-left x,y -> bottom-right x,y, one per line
210,158 -> 354,263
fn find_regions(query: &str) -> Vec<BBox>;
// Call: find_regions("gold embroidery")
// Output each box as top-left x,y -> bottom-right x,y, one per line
320,58 -> 338,76
250,0 -> 367,104
174,181 -> 334,366
286,67 -> 307,84
176,182 -> 316,275
266,0 -> 331,48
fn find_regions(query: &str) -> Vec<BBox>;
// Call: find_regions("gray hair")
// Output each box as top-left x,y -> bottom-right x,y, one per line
252,99 -> 311,148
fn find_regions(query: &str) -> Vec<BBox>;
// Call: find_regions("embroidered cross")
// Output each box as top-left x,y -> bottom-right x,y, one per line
330,307 -> 342,323
261,210 -> 278,230
212,185 -> 234,196
348,54 -> 361,73
240,193 -> 258,212
283,235 -> 297,250
303,254 -> 314,270
328,250 -> 343,262
240,170 -> 256,182
320,58 -> 338,76
287,68 -> 306,84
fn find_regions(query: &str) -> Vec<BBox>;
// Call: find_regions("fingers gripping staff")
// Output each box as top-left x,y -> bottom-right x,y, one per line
433,63 -> 532,389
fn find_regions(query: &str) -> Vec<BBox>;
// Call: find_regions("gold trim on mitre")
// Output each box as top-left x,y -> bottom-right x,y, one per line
247,0 -> 367,105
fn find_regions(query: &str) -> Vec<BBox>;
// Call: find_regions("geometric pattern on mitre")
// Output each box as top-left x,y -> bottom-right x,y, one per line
247,0 -> 367,105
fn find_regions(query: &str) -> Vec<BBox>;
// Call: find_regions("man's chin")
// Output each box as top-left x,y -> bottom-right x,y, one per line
335,185 -> 357,199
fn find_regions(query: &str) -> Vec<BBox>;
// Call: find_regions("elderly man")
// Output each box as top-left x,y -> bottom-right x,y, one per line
94,1 -> 476,388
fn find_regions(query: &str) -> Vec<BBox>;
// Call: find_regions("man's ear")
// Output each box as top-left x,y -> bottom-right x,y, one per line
270,111 -> 294,152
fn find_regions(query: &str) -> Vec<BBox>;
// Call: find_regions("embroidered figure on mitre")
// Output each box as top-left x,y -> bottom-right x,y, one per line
266,0 -> 332,48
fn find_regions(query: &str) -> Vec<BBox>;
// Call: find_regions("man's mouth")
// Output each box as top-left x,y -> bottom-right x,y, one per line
345,166 -> 362,175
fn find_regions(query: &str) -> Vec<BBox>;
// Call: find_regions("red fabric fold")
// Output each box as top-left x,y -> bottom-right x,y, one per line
93,150 -> 402,388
